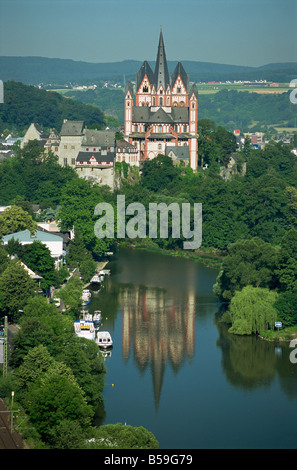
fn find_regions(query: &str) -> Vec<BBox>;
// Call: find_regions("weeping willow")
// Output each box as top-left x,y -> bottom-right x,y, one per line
228,285 -> 278,335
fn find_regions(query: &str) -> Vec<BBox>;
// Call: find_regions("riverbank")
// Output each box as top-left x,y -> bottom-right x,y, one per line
117,241 -> 224,269
258,326 -> 297,343
83,260 -> 109,288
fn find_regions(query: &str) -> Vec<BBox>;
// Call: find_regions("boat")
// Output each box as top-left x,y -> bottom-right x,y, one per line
96,331 -> 113,349
84,313 -> 93,322
74,320 -> 95,340
82,289 -> 91,305
93,310 -> 102,327
90,274 -> 101,285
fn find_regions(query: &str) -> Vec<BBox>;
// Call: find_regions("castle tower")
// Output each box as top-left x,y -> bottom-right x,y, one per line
124,82 -> 134,136
124,30 -> 198,168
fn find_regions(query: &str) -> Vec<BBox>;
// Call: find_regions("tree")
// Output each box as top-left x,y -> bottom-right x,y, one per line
25,372 -> 93,444
213,237 -> 278,301
66,231 -> 96,282
55,337 -> 106,407
274,291 -> 297,327
0,245 -> 10,274
225,285 -> 278,335
0,205 -> 37,237
0,260 -> 36,320
14,344 -> 54,392
213,125 -> 236,165
141,154 -> 181,192
58,178 -> 114,256
58,276 -> 84,312
84,423 -> 159,449
275,228 -> 297,292
22,241 -> 56,290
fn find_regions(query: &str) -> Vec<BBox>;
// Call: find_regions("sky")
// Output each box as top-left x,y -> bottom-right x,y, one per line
0,0 -> 296,67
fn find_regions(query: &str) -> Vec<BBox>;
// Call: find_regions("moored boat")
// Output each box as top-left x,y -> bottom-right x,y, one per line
93,310 -> 102,327
74,320 -> 95,340
90,274 -> 101,285
96,331 -> 113,349
82,289 -> 91,305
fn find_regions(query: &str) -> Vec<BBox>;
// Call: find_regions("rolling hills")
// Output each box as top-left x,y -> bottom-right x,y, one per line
1,56 -> 296,85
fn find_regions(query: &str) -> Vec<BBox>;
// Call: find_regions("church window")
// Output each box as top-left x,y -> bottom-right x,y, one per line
159,125 -> 162,133
160,97 -> 163,106
143,85 -> 149,93
177,87 -> 181,93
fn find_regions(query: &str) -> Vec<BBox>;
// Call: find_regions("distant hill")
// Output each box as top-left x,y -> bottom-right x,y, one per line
1,56 -> 297,84
0,81 -> 107,134
62,85 -> 297,132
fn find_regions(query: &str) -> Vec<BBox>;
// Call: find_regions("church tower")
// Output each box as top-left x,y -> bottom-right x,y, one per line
124,30 -> 198,171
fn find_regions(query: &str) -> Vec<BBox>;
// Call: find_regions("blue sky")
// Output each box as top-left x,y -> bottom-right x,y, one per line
0,0 -> 296,67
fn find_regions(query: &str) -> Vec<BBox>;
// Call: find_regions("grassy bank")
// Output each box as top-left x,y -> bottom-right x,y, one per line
117,240 -> 224,269
259,326 -> 297,343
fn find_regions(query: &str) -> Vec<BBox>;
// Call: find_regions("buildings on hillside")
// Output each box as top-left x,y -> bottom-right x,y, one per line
124,30 -> 198,170
20,30 -> 199,187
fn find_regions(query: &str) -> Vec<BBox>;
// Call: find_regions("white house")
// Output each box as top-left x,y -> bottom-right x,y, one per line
2,229 -> 63,267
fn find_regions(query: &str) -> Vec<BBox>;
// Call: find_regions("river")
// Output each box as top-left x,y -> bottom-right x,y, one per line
88,247 -> 297,449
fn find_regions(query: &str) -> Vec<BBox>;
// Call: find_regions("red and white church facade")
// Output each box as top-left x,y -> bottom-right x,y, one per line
124,30 -> 198,170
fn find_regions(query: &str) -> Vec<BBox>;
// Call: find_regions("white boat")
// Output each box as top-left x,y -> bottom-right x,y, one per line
82,289 -> 91,305
74,320 -> 95,340
90,274 -> 101,284
93,311 -> 102,327
96,331 -> 113,349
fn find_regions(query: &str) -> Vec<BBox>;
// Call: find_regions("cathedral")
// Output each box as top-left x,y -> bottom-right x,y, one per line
124,30 -> 198,170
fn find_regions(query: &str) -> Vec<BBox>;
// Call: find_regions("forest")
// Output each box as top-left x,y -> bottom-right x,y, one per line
0,81 -> 107,136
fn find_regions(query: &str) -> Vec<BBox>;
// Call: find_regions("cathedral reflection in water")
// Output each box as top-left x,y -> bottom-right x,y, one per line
119,284 -> 196,408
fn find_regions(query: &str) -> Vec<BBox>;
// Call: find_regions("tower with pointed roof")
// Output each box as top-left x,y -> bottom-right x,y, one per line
124,30 -> 198,170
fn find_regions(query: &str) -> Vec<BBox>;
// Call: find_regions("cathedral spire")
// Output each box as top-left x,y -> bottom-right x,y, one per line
154,29 -> 170,90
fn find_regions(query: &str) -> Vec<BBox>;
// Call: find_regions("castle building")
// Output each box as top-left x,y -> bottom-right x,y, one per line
124,30 -> 198,170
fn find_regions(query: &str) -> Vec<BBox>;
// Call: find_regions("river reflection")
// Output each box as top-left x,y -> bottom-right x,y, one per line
118,283 -> 196,408
216,315 -> 297,399
90,247 -> 297,449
